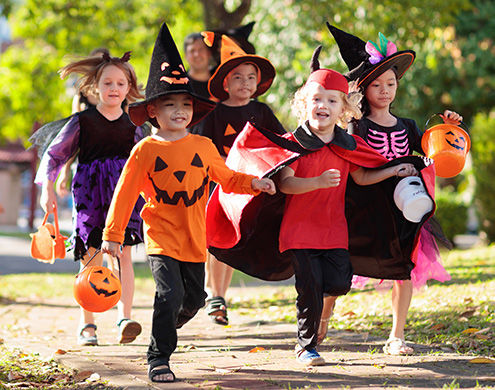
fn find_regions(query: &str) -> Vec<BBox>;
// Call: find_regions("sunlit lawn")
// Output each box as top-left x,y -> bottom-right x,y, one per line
0,244 -> 494,357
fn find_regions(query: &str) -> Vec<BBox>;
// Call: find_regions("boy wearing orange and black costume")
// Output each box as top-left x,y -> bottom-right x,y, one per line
101,22 -> 275,383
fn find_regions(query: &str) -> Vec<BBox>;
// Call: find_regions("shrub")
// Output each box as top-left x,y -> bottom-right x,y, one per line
470,111 -> 495,243
434,188 -> 468,242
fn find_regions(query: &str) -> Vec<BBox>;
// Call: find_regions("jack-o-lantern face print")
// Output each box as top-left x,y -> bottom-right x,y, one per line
160,62 -> 189,85
222,124 -> 237,155
445,130 -> 467,151
149,153 -> 209,207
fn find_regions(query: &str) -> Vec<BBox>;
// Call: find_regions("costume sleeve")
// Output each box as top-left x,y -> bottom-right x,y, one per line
406,118 -> 425,155
206,140 -> 260,195
34,115 -> 80,185
103,142 -> 149,244
134,123 -> 152,142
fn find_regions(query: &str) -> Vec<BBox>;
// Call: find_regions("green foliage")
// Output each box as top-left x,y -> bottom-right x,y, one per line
470,111 -> 495,243
434,187 -> 468,242
249,0 -> 471,128
0,0 -> 205,143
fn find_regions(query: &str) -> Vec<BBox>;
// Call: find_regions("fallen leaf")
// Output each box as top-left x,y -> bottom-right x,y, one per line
74,370 -> 93,382
469,357 -> 495,364
54,349 -> 67,355
430,323 -> 446,331
184,345 -> 196,351
460,309 -> 476,319
373,363 -> 386,369
463,297 -> 473,304
461,328 -> 480,334
8,371 -> 24,380
248,346 -> 265,353
343,311 -> 356,317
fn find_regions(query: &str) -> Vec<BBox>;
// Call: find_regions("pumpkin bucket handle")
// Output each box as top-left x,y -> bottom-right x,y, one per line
424,113 -> 469,134
78,249 -> 122,281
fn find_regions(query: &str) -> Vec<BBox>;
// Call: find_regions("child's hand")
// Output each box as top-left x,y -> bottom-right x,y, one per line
101,240 -> 122,258
40,183 -> 57,213
318,169 -> 341,188
441,110 -> 463,125
395,163 -> 417,178
252,178 -> 276,195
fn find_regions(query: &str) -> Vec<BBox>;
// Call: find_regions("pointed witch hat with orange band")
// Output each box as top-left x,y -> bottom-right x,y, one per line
129,22 -> 216,128
203,32 -> 275,102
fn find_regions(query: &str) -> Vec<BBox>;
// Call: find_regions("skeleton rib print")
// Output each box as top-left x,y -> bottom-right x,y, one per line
367,128 -> 410,160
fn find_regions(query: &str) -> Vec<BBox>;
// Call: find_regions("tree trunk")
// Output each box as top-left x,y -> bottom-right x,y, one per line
199,0 -> 252,29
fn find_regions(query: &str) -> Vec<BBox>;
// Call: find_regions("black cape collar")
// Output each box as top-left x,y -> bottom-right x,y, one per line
292,122 -> 357,151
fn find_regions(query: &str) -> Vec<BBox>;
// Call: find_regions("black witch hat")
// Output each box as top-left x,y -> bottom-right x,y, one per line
129,22 -> 216,128
326,22 -> 415,89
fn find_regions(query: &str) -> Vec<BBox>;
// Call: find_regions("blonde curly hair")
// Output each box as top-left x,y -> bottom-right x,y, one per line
291,81 -> 363,129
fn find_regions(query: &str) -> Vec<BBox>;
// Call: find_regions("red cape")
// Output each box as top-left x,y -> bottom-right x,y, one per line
206,122 -> 436,281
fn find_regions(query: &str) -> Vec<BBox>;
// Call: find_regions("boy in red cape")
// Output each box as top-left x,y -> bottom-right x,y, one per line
206,53 -> 436,365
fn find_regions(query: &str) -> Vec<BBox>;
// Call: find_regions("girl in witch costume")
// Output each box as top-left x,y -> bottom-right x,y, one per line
101,22 -> 275,383
320,23 -> 463,355
190,33 -> 285,325
35,51 -> 146,346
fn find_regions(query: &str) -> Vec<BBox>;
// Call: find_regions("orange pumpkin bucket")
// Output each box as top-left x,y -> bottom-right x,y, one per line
421,115 -> 470,178
74,263 -> 122,313
30,203 -> 68,263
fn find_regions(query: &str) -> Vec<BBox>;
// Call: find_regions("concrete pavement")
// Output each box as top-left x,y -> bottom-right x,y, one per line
0,233 -> 493,389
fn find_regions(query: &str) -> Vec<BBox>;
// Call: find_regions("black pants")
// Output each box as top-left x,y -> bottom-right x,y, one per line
290,248 -> 353,351
147,255 -> 207,367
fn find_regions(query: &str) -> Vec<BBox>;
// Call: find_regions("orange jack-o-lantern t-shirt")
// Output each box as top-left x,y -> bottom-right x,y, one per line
103,134 -> 258,263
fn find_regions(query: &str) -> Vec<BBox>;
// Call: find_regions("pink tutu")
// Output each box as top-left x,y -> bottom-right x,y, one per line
352,226 -> 451,291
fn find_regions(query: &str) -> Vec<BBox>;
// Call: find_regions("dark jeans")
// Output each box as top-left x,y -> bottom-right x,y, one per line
290,248 -> 353,351
147,255 -> 207,367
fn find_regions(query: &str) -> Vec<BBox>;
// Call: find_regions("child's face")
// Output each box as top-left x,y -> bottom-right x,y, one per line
364,69 -> 397,110
223,63 -> 258,103
95,65 -> 130,107
185,39 -> 211,73
305,82 -> 344,133
147,94 -> 193,131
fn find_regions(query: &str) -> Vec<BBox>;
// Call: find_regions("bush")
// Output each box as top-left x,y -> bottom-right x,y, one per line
470,111 -> 495,243
434,188 -> 468,242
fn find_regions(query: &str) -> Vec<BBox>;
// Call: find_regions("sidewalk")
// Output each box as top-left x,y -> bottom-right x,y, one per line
0,235 -> 493,389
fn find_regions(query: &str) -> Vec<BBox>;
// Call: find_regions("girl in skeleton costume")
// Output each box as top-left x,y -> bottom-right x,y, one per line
319,24 -> 463,355
35,51 -> 146,346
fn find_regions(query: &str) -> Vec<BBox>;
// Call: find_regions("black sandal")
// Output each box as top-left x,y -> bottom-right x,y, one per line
205,296 -> 229,325
148,364 -> 175,383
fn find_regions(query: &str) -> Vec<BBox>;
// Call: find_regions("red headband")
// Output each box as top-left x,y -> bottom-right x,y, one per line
306,69 -> 348,94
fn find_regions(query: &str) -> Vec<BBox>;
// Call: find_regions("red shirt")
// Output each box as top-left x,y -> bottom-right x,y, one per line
279,144 -> 359,252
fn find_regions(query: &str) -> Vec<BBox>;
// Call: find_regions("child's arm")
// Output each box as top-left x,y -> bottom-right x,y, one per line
351,163 -> 417,186
40,179 -> 57,213
278,166 -> 341,194
252,178 -> 276,195
102,144 -> 148,256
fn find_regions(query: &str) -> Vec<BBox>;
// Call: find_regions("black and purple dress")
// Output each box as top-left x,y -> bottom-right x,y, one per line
35,107 -> 145,260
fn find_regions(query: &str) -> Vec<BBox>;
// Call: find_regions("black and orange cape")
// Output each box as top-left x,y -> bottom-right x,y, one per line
206,123 -> 436,281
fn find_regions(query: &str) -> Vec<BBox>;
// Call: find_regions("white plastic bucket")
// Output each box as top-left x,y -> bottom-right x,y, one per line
393,176 -> 433,223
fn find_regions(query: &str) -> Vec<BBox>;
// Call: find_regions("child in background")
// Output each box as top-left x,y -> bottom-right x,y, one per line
101,22 -> 276,383
320,23 -> 462,354
35,51 -> 145,346
191,32 -> 285,325
277,64 -> 417,366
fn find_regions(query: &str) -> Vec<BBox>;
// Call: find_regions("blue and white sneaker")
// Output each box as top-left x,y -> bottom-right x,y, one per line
295,345 -> 325,366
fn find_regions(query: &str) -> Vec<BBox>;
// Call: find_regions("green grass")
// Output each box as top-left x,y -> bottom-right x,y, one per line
0,245 -> 494,358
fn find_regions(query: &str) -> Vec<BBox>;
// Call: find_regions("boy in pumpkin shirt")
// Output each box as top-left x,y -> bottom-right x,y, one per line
102,22 -> 275,383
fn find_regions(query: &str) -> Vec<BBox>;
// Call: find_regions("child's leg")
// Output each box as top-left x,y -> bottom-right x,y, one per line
176,262 -> 207,329
205,253 -> 232,324
318,295 -> 338,344
79,247 -> 103,342
291,249 -> 325,351
146,255 -> 185,369
390,279 -> 413,340
111,245 -> 134,321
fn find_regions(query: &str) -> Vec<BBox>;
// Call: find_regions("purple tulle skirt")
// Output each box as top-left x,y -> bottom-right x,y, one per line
352,226 -> 451,291
70,156 -> 144,260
